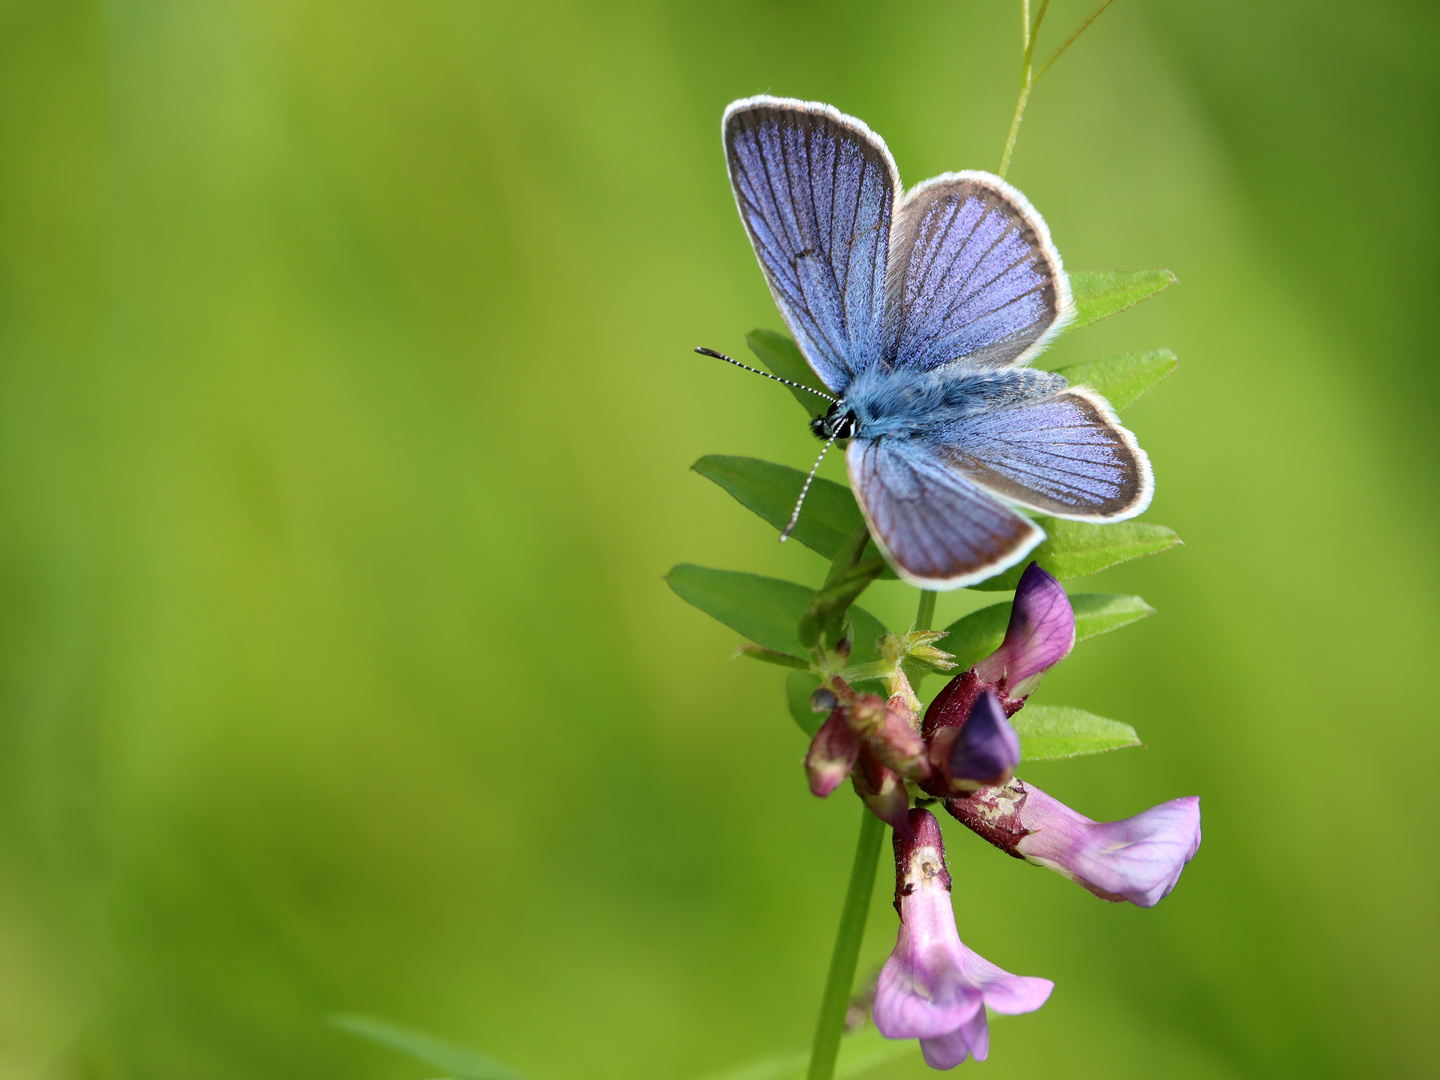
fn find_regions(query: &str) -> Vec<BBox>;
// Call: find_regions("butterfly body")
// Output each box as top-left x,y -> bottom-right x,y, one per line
723,96 -> 1153,589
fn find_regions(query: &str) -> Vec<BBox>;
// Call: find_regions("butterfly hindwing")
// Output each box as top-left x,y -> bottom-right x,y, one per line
847,437 -> 1043,589
724,96 -> 898,394
885,172 -> 1072,372
943,385 -> 1153,520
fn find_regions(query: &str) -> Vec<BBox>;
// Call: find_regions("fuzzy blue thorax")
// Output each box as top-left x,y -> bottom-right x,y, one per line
839,365 -> 1070,442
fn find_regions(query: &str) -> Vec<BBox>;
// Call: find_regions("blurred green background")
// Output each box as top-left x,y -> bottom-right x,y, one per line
1,0 -> 1437,1077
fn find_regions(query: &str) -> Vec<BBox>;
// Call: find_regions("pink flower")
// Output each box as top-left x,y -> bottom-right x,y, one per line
873,809 -> 1052,1068
972,561 -> 1076,697
946,781 -> 1202,907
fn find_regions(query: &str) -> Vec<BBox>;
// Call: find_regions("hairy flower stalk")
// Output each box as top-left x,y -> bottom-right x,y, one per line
874,809 -> 1052,1068
947,782 -> 1202,907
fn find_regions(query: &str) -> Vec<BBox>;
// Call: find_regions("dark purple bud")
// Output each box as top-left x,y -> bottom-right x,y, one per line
946,780 -> 1202,907
810,687 -> 839,713
873,695 -> 929,778
974,563 -> 1075,697
939,692 -> 1021,793
852,749 -> 912,837
805,709 -> 859,798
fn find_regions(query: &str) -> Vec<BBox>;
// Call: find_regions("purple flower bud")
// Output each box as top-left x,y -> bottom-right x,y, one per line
870,694 -> 929,778
929,692 -> 1021,794
874,809 -> 1052,1068
805,708 -> 859,798
852,749 -> 912,837
946,780 -> 1202,907
973,563 -> 1075,697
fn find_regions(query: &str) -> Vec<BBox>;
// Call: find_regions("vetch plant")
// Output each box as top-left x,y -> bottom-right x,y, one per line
667,3 -> 1198,1075
337,4 -> 1196,1079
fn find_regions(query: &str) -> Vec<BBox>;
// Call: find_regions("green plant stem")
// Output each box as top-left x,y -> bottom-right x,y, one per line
806,808 -> 886,1080
1035,0 -> 1115,82
998,0 -> 1048,178
1000,0 -> 1115,177
914,590 -> 938,633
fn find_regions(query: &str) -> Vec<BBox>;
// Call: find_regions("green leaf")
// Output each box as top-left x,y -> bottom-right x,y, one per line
937,603 -> 1012,672
667,564 -> 887,665
1070,593 -> 1156,638
1053,349 -> 1177,410
970,518 -> 1181,591
1067,269 -> 1177,331
936,593 -> 1155,671
330,1014 -> 532,1080
737,643 -> 811,669
693,455 -> 896,578
786,669 -> 825,736
1013,705 -> 1142,761
747,328 -> 831,414
667,564 -> 813,659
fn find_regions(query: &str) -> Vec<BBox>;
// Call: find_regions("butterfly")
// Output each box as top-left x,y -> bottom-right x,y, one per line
717,96 -> 1153,590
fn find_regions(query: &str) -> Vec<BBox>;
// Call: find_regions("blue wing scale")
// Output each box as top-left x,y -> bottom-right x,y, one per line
724,97 -> 898,393
885,173 -> 1073,372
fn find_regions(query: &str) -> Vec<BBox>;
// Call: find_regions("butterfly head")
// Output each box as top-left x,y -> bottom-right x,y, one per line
811,402 -> 859,441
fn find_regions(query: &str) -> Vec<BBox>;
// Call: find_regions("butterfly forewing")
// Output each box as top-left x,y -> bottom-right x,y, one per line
847,438 -> 1043,589
885,172 -> 1072,372
724,97 -> 898,394
942,387 -> 1154,520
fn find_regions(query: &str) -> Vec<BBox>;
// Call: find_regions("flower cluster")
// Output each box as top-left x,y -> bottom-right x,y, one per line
803,563 -> 1202,1067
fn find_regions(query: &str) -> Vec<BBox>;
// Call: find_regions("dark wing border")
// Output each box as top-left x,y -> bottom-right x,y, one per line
949,385 -> 1155,522
846,437 -> 1044,591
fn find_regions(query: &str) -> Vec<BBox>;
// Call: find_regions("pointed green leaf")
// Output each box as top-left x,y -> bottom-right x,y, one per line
786,669 -> 825,736
1053,349 -> 1177,410
1070,593 -> 1156,638
667,564 -> 887,665
938,603 -> 1013,672
1067,269 -> 1177,331
1013,705 -> 1142,760
693,456 -> 896,577
737,644 -> 811,669
970,518 -> 1181,591
936,593 -> 1155,672
747,328 -> 832,414
667,565 -> 813,659
331,1015 -> 532,1080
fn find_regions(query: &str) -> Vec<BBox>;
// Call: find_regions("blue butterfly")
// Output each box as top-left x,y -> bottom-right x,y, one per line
719,96 -> 1153,590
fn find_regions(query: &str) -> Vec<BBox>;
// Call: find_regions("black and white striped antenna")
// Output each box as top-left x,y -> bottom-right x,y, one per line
780,429 -> 840,542
693,347 -> 837,403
